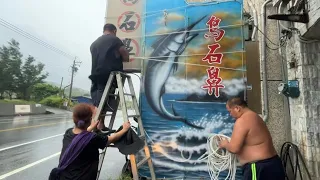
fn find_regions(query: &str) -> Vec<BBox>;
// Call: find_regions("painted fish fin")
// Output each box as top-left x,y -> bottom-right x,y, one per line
161,85 -> 166,96
171,104 -> 179,116
151,35 -> 168,49
171,104 -> 204,130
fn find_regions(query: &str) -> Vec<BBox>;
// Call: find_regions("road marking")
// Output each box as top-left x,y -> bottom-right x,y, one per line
0,134 -> 64,152
0,116 -> 72,124
0,114 -> 71,122
0,121 -> 71,133
0,152 -> 61,179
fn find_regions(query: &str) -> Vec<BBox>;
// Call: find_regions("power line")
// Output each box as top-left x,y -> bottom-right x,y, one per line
0,18 -> 75,60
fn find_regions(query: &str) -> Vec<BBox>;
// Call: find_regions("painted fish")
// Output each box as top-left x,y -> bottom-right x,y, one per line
144,15 -> 207,129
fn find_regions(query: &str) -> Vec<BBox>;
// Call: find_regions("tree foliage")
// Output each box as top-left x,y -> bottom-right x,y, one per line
0,39 -> 49,100
31,83 -> 60,102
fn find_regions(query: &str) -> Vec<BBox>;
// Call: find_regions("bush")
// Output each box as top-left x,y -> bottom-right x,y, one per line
39,96 -> 65,108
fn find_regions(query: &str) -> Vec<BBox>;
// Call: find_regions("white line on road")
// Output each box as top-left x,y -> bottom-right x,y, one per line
0,114 -> 71,122
0,152 -> 61,179
0,134 -> 64,152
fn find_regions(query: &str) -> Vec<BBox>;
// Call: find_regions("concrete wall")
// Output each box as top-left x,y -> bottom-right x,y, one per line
0,104 -> 15,116
0,103 -> 47,116
244,0 -> 291,152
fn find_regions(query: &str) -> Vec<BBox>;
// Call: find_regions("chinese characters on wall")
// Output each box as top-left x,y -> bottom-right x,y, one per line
122,38 -> 140,61
201,15 -> 225,98
106,0 -> 142,69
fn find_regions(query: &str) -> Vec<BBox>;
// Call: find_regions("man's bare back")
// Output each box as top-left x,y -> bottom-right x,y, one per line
236,110 -> 277,165
219,97 -> 285,180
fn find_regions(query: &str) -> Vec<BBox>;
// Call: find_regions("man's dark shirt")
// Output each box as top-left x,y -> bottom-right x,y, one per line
58,128 -> 108,180
89,34 -> 124,83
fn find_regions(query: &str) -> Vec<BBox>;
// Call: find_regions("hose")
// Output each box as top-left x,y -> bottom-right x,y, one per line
280,142 -> 312,180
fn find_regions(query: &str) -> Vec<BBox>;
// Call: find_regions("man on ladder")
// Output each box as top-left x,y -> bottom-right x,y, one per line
89,23 -> 129,132
89,23 -> 156,180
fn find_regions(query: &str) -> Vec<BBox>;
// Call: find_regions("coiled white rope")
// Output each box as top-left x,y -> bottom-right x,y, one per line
197,134 -> 237,180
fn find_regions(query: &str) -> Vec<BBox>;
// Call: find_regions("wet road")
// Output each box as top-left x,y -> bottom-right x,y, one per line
0,109 -> 129,180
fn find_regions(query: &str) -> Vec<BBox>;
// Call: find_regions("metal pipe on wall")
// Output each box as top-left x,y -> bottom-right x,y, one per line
248,0 -> 258,41
261,0 -> 272,122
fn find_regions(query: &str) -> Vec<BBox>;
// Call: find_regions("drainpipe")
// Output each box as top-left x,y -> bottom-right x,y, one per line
261,0 -> 272,122
248,0 -> 258,41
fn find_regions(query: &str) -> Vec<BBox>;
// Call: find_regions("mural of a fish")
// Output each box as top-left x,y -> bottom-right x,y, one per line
144,16 -> 207,130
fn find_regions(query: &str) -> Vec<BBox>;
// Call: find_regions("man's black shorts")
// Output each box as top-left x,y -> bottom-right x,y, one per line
242,155 -> 285,180
90,77 -> 118,113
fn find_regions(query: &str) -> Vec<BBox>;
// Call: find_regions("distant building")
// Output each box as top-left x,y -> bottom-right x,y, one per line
71,96 -> 92,104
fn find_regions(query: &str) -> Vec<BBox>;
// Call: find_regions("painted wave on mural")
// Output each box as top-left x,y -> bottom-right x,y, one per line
139,94 -> 243,179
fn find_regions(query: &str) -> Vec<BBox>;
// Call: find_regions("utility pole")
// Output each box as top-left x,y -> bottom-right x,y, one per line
68,57 -> 81,104
59,77 -> 63,96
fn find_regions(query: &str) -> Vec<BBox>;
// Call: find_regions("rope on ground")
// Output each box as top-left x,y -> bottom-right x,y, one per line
280,142 -> 312,180
196,134 -> 237,180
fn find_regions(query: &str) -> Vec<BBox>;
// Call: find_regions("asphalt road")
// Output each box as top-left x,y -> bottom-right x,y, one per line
0,109 -> 130,180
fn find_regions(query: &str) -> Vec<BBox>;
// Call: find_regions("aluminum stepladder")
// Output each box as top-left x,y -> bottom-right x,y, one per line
94,71 -> 156,180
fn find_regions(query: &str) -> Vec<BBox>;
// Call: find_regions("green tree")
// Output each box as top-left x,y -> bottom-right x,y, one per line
31,83 -> 60,102
0,39 -> 23,99
17,55 -> 48,100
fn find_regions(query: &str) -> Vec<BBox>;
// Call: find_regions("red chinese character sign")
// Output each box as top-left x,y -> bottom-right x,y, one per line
117,11 -> 141,33
139,0 -> 245,179
121,38 -> 140,62
202,43 -> 223,64
201,66 -> 225,97
204,15 -> 225,41
201,15 -> 226,97
120,0 -> 139,6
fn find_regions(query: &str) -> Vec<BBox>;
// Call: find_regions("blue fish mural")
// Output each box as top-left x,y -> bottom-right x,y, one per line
139,0 -> 245,179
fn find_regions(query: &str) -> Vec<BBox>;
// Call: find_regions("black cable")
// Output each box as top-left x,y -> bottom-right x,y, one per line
0,18 -> 74,60
280,142 -> 312,180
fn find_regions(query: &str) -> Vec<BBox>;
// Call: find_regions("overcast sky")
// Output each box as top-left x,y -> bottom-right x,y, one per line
0,0 -> 141,93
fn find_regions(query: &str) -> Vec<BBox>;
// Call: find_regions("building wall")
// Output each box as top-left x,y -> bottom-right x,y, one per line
274,0 -> 320,178
244,0 -> 291,152
286,38 -> 320,179
294,0 -> 320,40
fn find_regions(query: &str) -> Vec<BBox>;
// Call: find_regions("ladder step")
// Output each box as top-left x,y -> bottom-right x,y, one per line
124,93 -> 135,96
108,144 -> 116,148
137,156 -> 151,168
118,71 -> 131,78
128,115 -> 140,118
100,113 -> 113,117
108,93 -> 135,96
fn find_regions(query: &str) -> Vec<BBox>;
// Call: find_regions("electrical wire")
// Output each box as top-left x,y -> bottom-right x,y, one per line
0,18 -> 75,60
280,142 -> 312,180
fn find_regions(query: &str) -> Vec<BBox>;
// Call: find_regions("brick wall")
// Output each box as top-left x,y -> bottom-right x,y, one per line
286,37 -> 320,179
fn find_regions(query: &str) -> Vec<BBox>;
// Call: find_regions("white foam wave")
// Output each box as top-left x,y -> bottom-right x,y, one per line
152,158 -> 209,172
145,113 -> 234,166
165,77 -> 246,96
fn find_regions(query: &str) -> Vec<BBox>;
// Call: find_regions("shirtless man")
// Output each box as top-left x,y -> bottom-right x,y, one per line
219,97 -> 285,180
